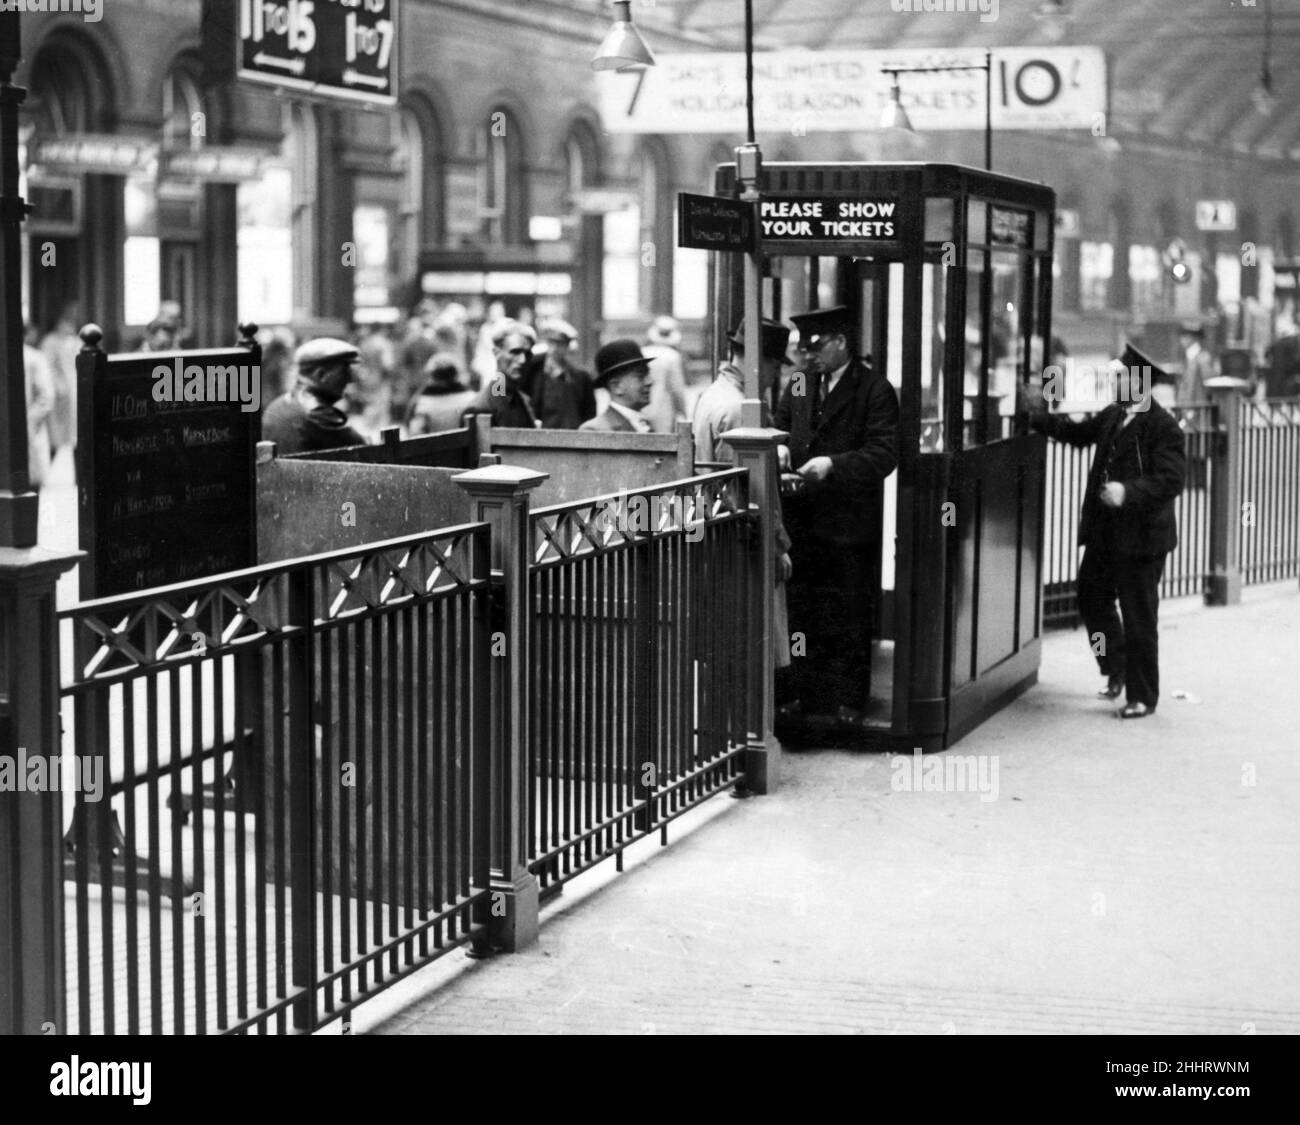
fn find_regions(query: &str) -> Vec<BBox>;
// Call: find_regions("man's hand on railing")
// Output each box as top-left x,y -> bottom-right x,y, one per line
777,444 -> 791,471
776,552 -> 792,583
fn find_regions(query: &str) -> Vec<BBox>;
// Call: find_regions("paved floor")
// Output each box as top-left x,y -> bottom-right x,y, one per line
362,581 -> 1300,1035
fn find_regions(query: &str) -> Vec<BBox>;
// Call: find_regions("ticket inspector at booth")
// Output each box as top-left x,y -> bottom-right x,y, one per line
712,162 -> 1056,750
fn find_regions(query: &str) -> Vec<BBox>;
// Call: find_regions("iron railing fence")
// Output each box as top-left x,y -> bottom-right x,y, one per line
526,470 -> 755,892
58,524 -> 492,1034
1237,397 -> 1300,585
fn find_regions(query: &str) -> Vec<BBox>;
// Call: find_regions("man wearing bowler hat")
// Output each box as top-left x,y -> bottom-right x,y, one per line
262,337 -> 368,455
774,305 -> 899,730
580,340 -> 654,433
1021,343 -> 1186,718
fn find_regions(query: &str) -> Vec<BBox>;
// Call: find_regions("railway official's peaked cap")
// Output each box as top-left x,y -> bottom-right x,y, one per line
295,337 -> 359,373
790,305 -> 852,347
728,319 -> 794,363
1117,342 -> 1170,384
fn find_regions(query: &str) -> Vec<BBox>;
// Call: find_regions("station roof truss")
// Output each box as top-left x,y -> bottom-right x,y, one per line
621,0 -> 1300,163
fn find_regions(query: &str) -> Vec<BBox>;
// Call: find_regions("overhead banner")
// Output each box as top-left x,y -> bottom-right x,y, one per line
598,47 -> 1106,134
237,0 -> 398,105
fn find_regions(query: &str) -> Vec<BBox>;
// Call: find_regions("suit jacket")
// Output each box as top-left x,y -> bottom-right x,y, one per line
463,380 -> 538,429
521,355 -> 597,429
1034,401 -> 1186,557
579,405 -> 642,433
773,358 -> 900,545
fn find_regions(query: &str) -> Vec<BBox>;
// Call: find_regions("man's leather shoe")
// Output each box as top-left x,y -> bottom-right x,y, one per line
1098,673 -> 1124,700
1118,702 -> 1155,719
834,705 -> 870,731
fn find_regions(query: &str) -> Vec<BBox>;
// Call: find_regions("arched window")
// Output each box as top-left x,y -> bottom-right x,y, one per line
482,106 -> 526,245
163,69 -> 204,152
28,43 -> 99,136
398,99 -> 445,250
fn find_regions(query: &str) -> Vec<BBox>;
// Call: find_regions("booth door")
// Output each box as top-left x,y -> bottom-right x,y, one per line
943,238 -> 1049,744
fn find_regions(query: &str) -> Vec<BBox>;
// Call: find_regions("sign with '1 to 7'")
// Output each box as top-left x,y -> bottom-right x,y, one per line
238,0 -> 398,105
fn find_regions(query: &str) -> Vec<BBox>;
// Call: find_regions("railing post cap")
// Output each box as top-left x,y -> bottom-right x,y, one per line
720,426 -> 789,447
452,464 -> 549,495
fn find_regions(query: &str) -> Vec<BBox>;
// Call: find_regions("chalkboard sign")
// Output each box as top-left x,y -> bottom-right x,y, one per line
76,325 -> 261,599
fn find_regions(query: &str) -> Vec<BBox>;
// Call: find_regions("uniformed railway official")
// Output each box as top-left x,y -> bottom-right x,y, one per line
774,305 -> 900,730
1023,343 -> 1187,718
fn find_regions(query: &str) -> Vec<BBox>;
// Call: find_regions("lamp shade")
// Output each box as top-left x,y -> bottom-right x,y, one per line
879,85 -> 914,133
592,2 -> 656,72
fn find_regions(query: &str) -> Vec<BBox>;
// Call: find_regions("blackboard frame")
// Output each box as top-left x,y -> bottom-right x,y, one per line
75,324 -> 261,601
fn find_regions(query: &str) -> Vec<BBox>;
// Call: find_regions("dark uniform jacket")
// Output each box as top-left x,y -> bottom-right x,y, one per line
521,356 -> 597,429
773,359 -> 900,546
262,392 -> 367,455
1034,401 -> 1186,557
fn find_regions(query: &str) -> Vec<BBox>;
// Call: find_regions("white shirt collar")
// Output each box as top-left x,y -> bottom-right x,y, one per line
609,400 -> 651,432
826,360 -> 851,391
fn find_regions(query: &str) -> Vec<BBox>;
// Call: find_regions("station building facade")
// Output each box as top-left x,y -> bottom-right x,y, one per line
14,0 -> 1300,370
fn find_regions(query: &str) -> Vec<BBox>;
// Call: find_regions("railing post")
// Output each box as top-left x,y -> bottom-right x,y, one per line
453,464 -> 548,952
1205,390 -> 1243,606
719,426 -> 787,795
0,544 -> 82,1034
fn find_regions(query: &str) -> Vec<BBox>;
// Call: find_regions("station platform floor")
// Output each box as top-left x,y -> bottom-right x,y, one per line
355,579 -> 1300,1036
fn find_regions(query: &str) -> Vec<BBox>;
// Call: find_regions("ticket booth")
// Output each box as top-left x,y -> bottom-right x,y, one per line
713,162 -> 1056,749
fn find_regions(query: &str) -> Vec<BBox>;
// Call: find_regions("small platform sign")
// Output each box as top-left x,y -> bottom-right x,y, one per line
1196,200 -> 1237,233
677,193 -> 755,252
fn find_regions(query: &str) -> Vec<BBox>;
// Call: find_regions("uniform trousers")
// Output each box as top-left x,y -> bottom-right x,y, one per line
784,536 -> 875,714
1077,548 -> 1167,708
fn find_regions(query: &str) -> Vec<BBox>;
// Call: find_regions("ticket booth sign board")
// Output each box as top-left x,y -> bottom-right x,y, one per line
237,0 -> 398,105
759,196 -> 901,244
677,192 -> 754,252
76,344 -> 261,599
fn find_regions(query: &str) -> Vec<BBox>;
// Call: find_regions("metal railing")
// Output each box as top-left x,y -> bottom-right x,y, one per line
1237,397 -> 1300,585
58,524 -> 492,1034
526,470 -> 755,891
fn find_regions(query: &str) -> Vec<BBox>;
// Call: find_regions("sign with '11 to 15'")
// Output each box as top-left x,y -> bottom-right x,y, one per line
238,0 -> 398,105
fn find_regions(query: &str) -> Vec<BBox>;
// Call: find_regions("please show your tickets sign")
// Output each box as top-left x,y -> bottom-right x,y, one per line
759,196 -> 900,242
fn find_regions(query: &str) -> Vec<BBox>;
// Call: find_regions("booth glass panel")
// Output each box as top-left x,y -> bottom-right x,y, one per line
991,248 -> 1025,439
925,197 -> 954,245
967,199 -> 987,245
920,261 -> 947,453
963,251 -> 988,446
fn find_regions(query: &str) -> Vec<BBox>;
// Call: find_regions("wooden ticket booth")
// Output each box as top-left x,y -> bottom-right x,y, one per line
712,162 -> 1056,749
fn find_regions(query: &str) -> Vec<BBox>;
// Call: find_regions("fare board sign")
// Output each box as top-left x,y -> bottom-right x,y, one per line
76,345 -> 260,599
238,0 -> 398,106
677,193 -> 754,252
758,196 -> 900,243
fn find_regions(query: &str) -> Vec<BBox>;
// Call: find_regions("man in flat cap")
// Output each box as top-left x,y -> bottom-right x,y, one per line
1021,343 -> 1186,718
580,340 -> 653,432
262,337 -> 368,455
464,319 -> 540,428
522,318 -> 597,429
774,305 -> 899,730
